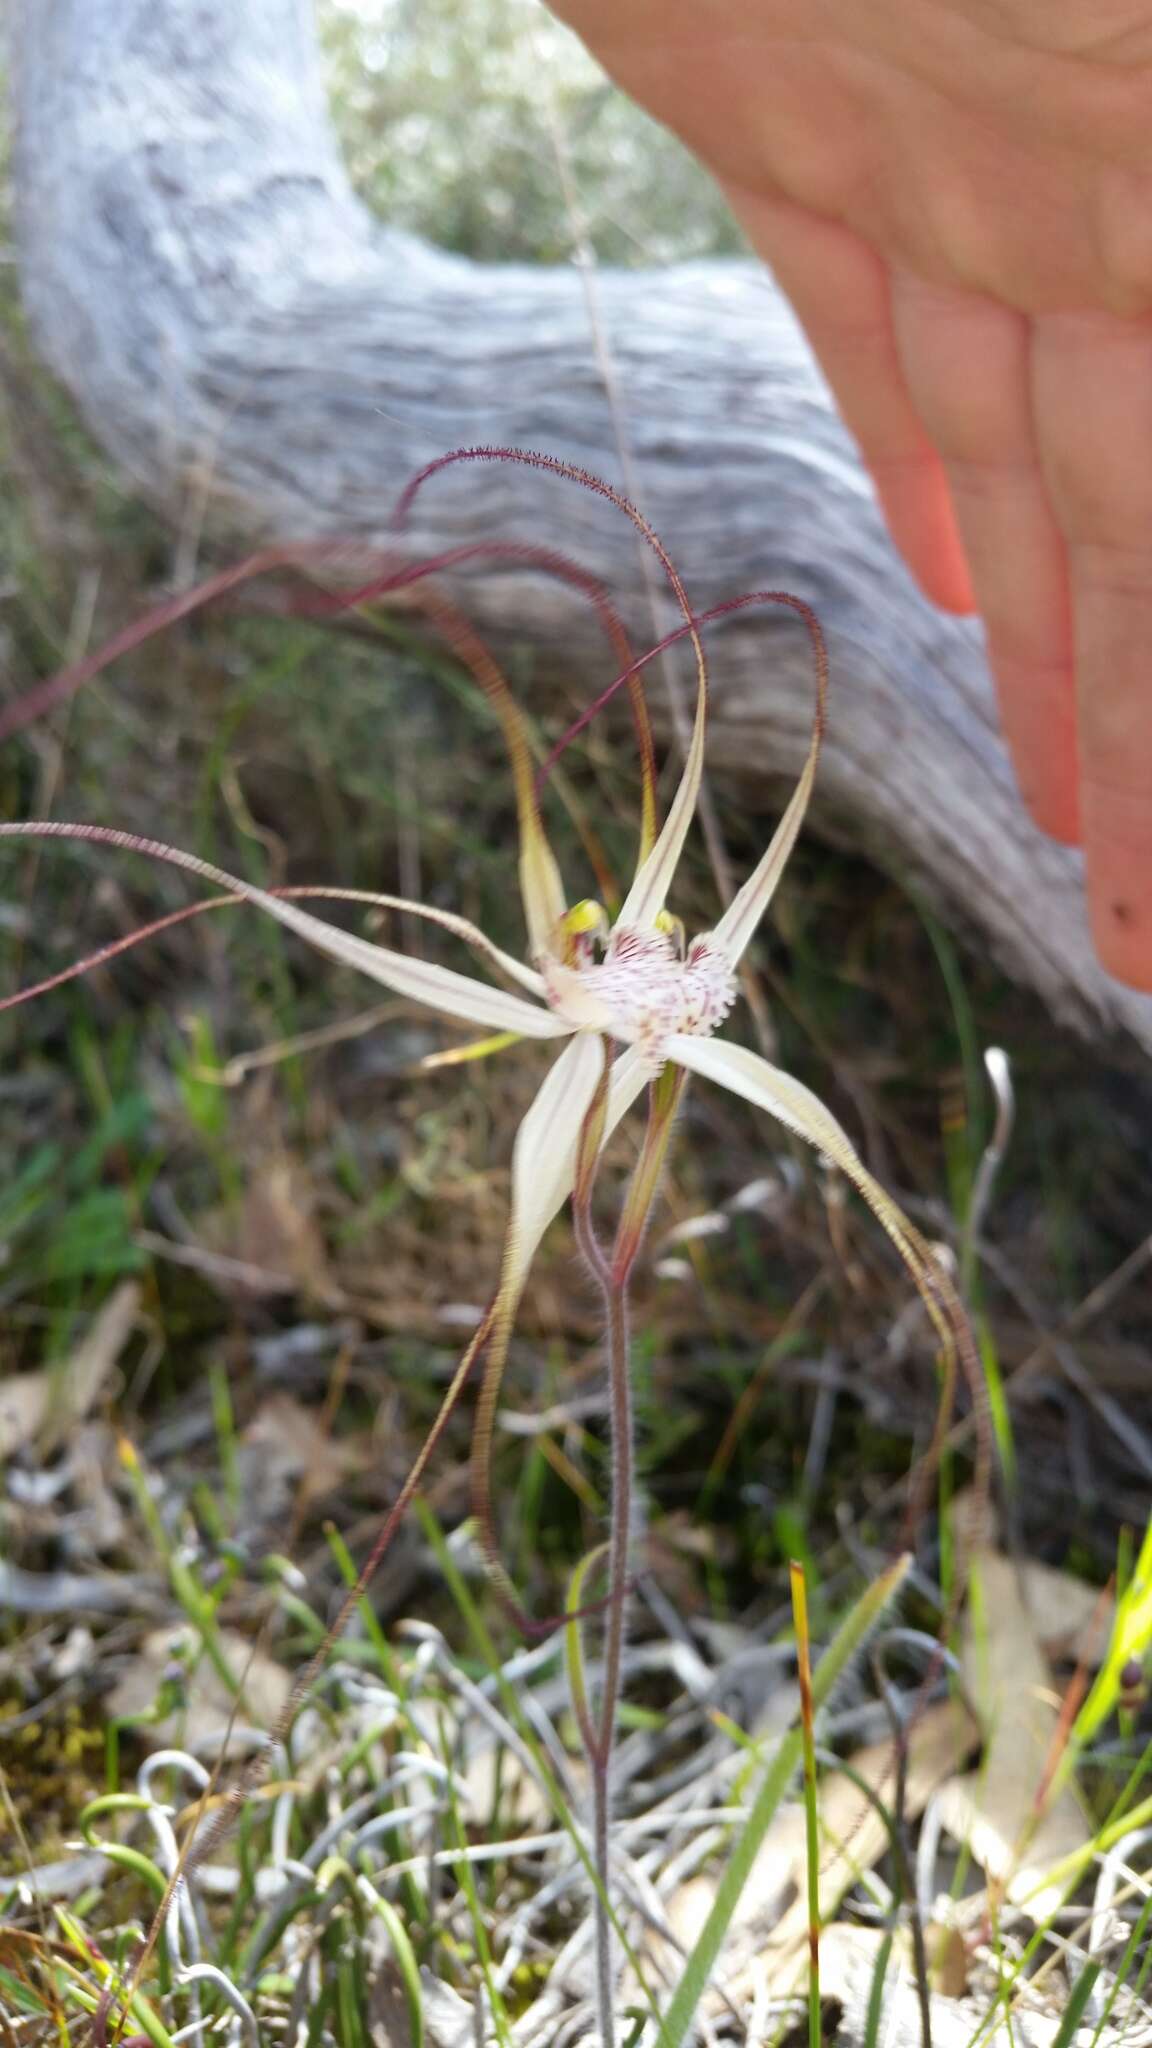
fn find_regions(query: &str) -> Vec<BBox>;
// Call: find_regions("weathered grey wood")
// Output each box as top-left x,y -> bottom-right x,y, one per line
10,0 -> 1152,1058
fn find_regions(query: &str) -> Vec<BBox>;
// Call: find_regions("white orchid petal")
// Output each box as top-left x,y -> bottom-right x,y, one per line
668,1032 -> 976,1448
709,720 -> 820,966
710,598 -> 827,965
504,1035 -> 606,1293
247,890 -> 568,1037
667,1033 -> 849,1154
616,663 -> 706,932
285,887 -> 545,996
669,1033 -> 886,1191
520,830 -> 568,964
504,1039 -> 652,1295
0,823 -> 563,1041
466,1037 -> 650,1607
667,1033 -> 935,1283
379,897 -> 545,996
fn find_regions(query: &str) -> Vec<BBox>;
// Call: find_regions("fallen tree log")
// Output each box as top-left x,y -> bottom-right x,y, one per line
11,0 -> 1152,1059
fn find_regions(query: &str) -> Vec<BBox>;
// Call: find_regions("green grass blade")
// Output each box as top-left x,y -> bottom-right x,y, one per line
565,1544 -> 606,1754
655,1556 -> 911,2048
1050,1963 -> 1100,2048
1075,1514 -> 1152,1752
863,1929 -> 895,2048
790,1562 -> 822,2048
0,1964 -> 49,2016
359,1883 -> 425,2048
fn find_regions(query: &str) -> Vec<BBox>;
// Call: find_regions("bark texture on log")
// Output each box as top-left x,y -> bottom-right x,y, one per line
11,0 -> 1152,1058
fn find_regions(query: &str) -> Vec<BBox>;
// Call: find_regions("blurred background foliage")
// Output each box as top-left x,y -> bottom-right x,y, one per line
320,0 -> 745,264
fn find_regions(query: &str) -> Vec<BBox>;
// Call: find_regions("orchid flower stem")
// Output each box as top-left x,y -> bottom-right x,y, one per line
570,1061 -> 683,2048
578,1267 -> 634,2048
598,1279 -> 635,1775
571,1101 -> 625,2048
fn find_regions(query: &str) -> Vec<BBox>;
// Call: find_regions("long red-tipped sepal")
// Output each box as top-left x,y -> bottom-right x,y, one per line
395,448 -> 703,907
540,584 -> 829,956
0,882 -> 546,1019
0,824 -> 563,1039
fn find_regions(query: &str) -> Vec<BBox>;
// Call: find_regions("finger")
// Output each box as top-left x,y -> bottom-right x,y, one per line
725,186 -> 977,615
889,275 -> 1079,843
1033,311 -> 1152,990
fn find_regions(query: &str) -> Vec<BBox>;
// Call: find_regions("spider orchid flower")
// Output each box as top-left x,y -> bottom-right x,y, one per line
0,447 -> 978,1603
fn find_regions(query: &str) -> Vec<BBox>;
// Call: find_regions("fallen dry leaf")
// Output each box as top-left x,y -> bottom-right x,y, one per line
106,1623 -> 292,1751
1018,1556 -> 1116,1668
926,1918 -> 970,1999
462,1740 -> 557,1835
411,1970 -> 474,2048
239,1156 -> 336,1302
0,1279 -> 139,1459
662,1697 -> 976,2003
815,1924 -> 1064,2048
365,1956 -> 418,2048
951,1490 -> 1114,1668
0,1372 -> 51,1461
240,1390 -> 363,1507
816,1923 -> 913,2013
937,1502 -> 1093,1920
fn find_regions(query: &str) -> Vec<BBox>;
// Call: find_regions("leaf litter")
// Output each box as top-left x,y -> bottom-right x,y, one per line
0,1281 -> 139,1461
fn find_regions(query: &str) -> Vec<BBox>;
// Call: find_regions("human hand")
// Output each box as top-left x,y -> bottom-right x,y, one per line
550,0 -> 1152,989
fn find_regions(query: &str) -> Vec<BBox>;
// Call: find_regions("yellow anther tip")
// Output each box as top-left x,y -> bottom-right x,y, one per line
562,899 -> 608,937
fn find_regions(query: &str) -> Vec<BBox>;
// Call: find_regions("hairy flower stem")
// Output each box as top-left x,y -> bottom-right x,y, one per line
571,1062 -> 683,2048
595,1277 -> 636,2048
571,1177 -> 625,2048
